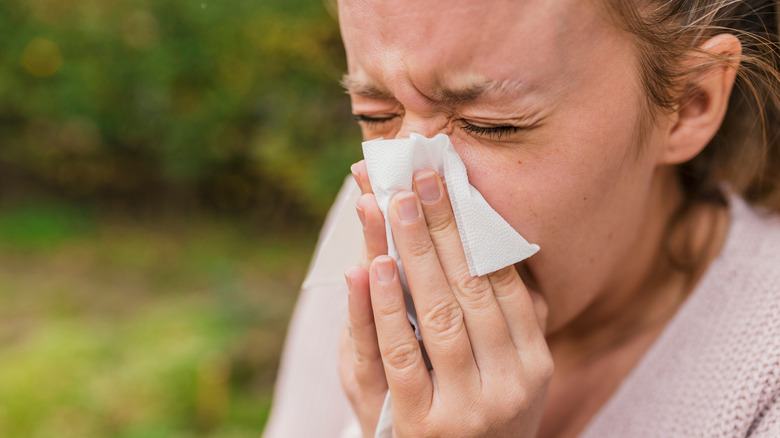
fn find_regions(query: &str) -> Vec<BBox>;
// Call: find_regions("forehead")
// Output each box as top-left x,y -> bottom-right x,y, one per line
337,0 -> 612,96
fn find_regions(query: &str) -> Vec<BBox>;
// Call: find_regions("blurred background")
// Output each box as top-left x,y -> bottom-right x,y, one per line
0,0 -> 361,436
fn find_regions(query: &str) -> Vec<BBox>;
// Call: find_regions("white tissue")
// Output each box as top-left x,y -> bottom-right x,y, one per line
362,133 -> 539,277
362,133 -> 539,438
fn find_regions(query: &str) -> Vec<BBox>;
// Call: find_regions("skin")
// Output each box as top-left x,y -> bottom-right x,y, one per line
336,0 -> 741,436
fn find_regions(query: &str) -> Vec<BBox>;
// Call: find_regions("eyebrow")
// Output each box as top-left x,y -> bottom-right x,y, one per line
340,75 -> 395,100
340,74 -> 526,105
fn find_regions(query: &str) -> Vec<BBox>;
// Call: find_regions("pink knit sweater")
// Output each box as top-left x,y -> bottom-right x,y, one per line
262,179 -> 780,438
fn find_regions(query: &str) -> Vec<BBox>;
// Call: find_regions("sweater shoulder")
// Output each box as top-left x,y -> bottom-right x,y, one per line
717,195 -> 780,302
698,194 -> 780,344
580,195 -> 780,438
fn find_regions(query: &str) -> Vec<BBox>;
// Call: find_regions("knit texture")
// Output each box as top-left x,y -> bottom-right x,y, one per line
580,194 -> 780,437
263,180 -> 780,437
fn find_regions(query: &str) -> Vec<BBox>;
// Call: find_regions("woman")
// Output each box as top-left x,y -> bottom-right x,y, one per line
264,0 -> 780,437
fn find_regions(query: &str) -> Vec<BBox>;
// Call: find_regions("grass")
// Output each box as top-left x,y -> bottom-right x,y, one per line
0,202 -> 317,437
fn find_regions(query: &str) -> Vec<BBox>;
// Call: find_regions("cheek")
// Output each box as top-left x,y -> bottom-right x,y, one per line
456,142 -> 621,239
457,137 -> 643,330
455,115 -> 650,263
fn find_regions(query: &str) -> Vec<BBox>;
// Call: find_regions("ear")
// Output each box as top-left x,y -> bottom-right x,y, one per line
660,33 -> 742,165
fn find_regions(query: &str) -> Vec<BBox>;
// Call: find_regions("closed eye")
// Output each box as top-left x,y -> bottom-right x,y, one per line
353,114 -> 399,126
461,122 -> 522,139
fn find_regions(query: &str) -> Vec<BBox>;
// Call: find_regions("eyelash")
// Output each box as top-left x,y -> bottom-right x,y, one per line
353,114 -> 397,125
353,114 -> 524,139
460,123 -> 521,139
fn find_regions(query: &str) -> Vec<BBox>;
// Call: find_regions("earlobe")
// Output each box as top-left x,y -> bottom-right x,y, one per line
660,33 -> 742,165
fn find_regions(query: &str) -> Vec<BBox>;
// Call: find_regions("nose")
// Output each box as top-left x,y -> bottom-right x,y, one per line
394,113 -> 453,139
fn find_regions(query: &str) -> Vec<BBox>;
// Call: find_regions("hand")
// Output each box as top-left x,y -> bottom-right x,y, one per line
339,160 -> 390,437
339,161 -> 553,437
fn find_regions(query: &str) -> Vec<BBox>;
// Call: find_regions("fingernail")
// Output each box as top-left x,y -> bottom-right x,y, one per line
344,270 -> 353,294
356,203 -> 366,227
350,163 -> 359,183
416,171 -> 441,204
397,192 -> 419,223
375,256 -> 395,283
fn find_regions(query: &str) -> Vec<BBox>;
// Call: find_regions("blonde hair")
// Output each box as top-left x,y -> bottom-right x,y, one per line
607,0 -> 780,211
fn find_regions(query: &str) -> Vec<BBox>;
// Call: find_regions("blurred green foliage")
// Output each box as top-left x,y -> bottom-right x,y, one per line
0,0 -> 360,435
0,203 -> 315,437
0,0 -> 362,225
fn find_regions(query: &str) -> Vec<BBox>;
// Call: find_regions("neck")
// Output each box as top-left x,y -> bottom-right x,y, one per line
546,170 -> 729,371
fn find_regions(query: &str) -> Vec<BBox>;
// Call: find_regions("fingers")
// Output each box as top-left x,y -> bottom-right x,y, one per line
487,266 -> 550,359
386,191 -> 480,395
357,193 -> 388,268
410,170 -> 516,367
347,163 -> 553,433
369,256 -> 433,422
528,289 -> 549,333
345,265 -> 387,397
352,160 -> 387,266
351,160 -> 372,194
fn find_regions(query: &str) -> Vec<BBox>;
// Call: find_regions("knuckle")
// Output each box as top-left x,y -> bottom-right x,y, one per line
421,299 -> 465,344
452,275 -> 494,308
352,367 -> 376,389
426,209 -> 457,236
353,348 -> 380,371
505,384 -> 531,414
488,267 -> 519,296
534,351 -> 556,382
470,415 -> 492,436
373,298 -> 406,322
381,340 -> 421,373
404,236 -> 434,260
487,370 -> 532,417
350,309 -> 376,330
453,273 -> 487,293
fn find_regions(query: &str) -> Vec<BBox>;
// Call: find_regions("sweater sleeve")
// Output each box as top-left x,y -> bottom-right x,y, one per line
262,178 -> 364,438
749,399 -> 780,437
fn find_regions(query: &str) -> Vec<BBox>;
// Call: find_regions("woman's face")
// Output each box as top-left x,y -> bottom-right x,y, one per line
339,0 -> 676,332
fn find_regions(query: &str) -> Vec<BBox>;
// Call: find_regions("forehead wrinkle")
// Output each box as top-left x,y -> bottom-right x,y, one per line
342,70 -> 532,107
429,78 -> 530,105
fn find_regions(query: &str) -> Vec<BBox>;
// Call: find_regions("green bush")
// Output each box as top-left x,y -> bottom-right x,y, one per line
0,0 -> 362,224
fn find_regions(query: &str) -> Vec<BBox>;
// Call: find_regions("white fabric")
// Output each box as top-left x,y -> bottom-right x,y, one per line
262,177 -> 362,438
